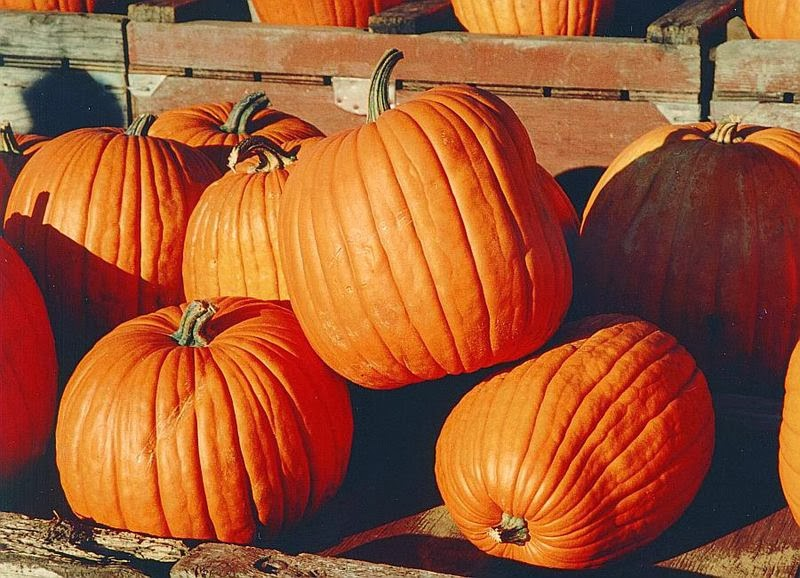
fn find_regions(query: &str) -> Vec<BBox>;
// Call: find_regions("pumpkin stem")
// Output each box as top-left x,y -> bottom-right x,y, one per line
709,116 -> 744,144
488,513 -> 530,546
367,48 -> 404,124
219,92 -> 271,134
171,300 -> 218,347
0,121 -> 23,155
228,135 -> 298,173
125,114 -> 157,137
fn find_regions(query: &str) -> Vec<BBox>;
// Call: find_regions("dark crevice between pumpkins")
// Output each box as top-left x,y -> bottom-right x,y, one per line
171,300 -> 218,347
219,92 -> 271,134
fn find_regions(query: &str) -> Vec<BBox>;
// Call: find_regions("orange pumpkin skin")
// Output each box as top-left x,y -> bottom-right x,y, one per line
0,124 -> 49,228
537,163 -> 578,253
780,341 -> 800,524
0,238 -> 58,480
279,54 -> 572,389
575,122 -> 800,398
250,0 -> 404,27
744,0 -> 800,39
0,0 -> 95,11
451,0 -> 615,36
147,93 -> 324,172
55,297 -> 353,543
435,315 -> 715,569
3,117 -> 221,373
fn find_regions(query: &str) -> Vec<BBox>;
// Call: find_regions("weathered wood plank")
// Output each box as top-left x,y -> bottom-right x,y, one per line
710,100 -> 800,131
368,0 -> 458,34
0,10 -> 125,63
713,39 -> 800,96
127,0 -> 252,23
126,21 -> 702,93
646,0 -> 739,45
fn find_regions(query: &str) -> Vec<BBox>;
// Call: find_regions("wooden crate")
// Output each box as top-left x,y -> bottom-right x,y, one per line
710,15 -> 800,130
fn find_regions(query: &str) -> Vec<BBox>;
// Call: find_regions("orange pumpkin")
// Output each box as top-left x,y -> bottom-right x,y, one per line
575,120 -> 800,398
537,163 -> 578,253
278,49 -> 572,389
0,0 -> 95,10
249,0 -> 404,27
3,114 -> 221,374
743,0 -> 800,39
0,123 -> 48,225
56,297 -> 353,543
435,314 -> 715,569
147,92 -> 324,171
0,238 -> 58,481
451,0 -> 615,36
780,340 -> 800,524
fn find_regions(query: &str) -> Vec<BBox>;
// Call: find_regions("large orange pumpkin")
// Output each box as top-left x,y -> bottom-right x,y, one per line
249,0 -> 404,27
0,0 -> 95,10
0,238 -> 58,481
0,123 -> 48,226
56,297 -> 353,543
451,0 -> 615,36
780,340 -> 800,524
435,314 -> 715,569
147,92 -> 324,171
743,0 -> 800,39
278,49 -> 572,389
575,120 -> 800,398
3,114 -> 221,374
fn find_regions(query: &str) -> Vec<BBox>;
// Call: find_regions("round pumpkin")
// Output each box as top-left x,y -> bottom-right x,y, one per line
743,0 -> 800,39
0,238 -> 58,481
182,136 -> 313,302
3,114 -> 221,374
56,297 -> 353,543
0,0 -> 95,10
278,49 -> 572,389
780,340 -> 800,524
0,123 -> 48,227
575,120 -> 800,398
147,92 -> 324,171
249,0 -> 404,27
451,0 -> 615,36
435,314 -> 715,569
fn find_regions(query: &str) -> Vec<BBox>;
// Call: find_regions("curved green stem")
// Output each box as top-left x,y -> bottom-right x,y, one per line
219,92 -> 271,134
228,135 -> 298,173
367,48 -> 404,124
171,300 -> 218,347
125,114 -> 157,137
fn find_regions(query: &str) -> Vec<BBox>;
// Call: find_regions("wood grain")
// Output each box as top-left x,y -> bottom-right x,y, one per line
713,39 -> 800,96
710,101 -> 800,131
647,0 -> 740,45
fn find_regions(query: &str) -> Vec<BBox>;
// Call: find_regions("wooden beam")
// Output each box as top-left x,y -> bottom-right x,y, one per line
647,0 -> 740,45
368,0 -> 459,34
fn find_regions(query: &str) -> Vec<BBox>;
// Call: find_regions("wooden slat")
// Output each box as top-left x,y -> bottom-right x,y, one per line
126,21 -> 702,93
711,101 -> 800,131
368,0 -> 459,34
646,0 -> 740,45
0,11 -> 125,63
713,39 -> 800,96
127,0 -> 252,23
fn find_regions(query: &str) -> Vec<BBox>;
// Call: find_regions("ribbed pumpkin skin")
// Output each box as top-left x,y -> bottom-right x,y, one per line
55,297 -> 353,543
3,126 -> 221,372
435,315 -> 715,569
537,163 -> 578,252
0,0 -> 95,11
182,164 -> 291,302
780,341 -> 800,524
575,122 -> 800,398
279,84 -> 572,389
451,0 -> 615,36
250,0 -> 404,27
148,101 -> 324,171
0,128 -> 49,229
0,238 -> 58,480
744,0 -> 800,39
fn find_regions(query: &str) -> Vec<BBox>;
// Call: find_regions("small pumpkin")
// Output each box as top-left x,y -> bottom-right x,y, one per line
278,49 -> 572,389
575,119 -> 800,398
780,340 -> 800,524
0,237 -> 58,481
435,314 -> 715,569
249,0 -> 404,27
450,0 -> 615,36
743,0 -> 800,39
3,114 -> 221,374
56,297 -> 353,543
147,92 -> 324,171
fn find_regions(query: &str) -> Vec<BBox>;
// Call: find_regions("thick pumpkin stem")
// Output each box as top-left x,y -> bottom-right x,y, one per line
0,122 -> 23,155
171,300 -> 218,347
709,117 -> 744,144
488,513 -> 530,546
228,135 -> 298,173
367,48 -> 404,124
125,114 -> 157,137
219,92 -> 271,134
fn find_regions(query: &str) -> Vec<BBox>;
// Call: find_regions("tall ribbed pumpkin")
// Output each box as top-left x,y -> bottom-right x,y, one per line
743,0 -> 800,39
249,0 -> 404,27
148,92 -> 324,172
278,50 -> 572,389
0,238 -> 58,481
435,314 -> 715,569
780,341 -> 800,524
0,0 -> 95,10
56,297 -> 353,543
575,120 -> 800,398
3,115 -> 221,373
451,0 -> 615,36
